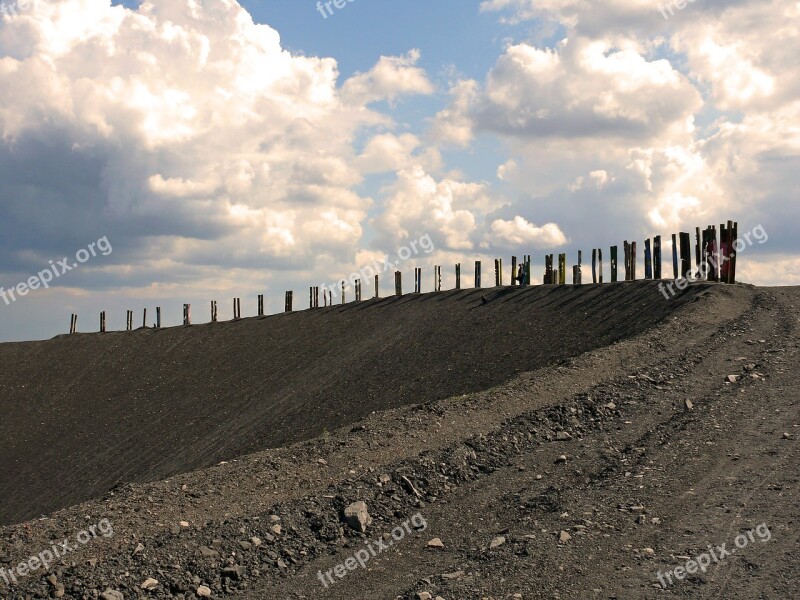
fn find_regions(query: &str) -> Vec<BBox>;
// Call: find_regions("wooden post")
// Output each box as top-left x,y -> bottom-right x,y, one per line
610,246 -> 618,282
671,234 -> 679,279
156,307 -> 161,328
653,236 -> 662,279
414,267 -> 422,293
558,254 -> 566,285
572,265 -> 579,285
631,241 -> 637,280
374,275 -> 379,298
523,255 -> 531,286
355,279 -> 361,301
211,300 -> 217,322
100,311 -> 106,333
494,259 -> 500,286
598,249 -> 603,284
69,314 -> 77,334
126,310 -> 132,331
341,281 -> 346,304
395,271 -> 402,296
623,241 -> 630,281
285,291 -> 293,312
258,295 -> 264,316
474,261 -> 481,288
644,239 -> 653,279
183,304 -> 191,325
455,263 -> 461,290
142,308 -> 147,328
592,250 -> 597,284
511,257 -> 517,286
695,227 -> 702,274
680,232 -> 692,279
730,221 -> 738,284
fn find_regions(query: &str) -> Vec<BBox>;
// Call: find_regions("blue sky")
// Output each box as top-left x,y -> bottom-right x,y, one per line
0,0 -> 797,341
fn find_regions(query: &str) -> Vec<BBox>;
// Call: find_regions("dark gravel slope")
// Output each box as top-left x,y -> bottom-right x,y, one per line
0,281 -> 709,526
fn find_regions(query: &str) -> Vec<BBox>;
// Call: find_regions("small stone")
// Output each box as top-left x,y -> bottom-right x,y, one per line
379,474 -> 392,484
132,543 -> 144,556
416,593 -> 432,600
441,570 -> 464,580
427,538 -> 445,549
317,458 -> 327,465
250,536 -> 262,547
783,432 -> 792,439
555,455 -> 568,464
221,565 -> 243,580
197,585 -> 212,597
643,547 -> 656,558
198,546 -> 220,558
685,400 -> 694,411
180,521 -> 190,528
271,524 -> 282,535
238,541 -> 252,551
559,531 -> 571,543
343,501 -> 372,533
269,515 -> 281,523
141,578 -> 159,591
555,431 -> 573,441
47,575 -> 58,586
727,375 -> 740,383
603,402 -> 617,410
54,583 -> 65,598
490,535 -> 506,549
100,590 -> 124,600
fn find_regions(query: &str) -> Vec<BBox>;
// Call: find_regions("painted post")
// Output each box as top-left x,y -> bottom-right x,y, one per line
653,236 -> 662,280
644,239 -> 653,279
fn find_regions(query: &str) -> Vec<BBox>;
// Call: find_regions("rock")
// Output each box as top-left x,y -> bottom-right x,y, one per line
196,585 -> 212,597
271,524 -> 282,535
685,400 -> 694,411
53,583 -> 65,597
555,431 -> 573,441
180,521 -> 190,528
140,578 -> 159,591
47,575 -> 58,586
559,531 -> 571,543
100,590 -> 124,600
198,546 -> 220,558
783,432 -> 792,439
603,402 -> 617,410
555,455 -> 568,464
379,474 -> 392,484
416,593 -> 432,600
238,541 -> 252,551
317,458 -> 327,465
490,536 -> 506,549
343,501 -> 372,533
727,375 -> 740,383
250,536 -> 262,547
221,565 -> 243,580
269,515 -> 281,523
427,538 -> 445,549
132,543 -> 144,556
643,547 -> 656,558
441,570 -> 464,580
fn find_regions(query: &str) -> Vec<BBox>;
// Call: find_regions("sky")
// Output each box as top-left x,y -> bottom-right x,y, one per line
0,0 -> 797,342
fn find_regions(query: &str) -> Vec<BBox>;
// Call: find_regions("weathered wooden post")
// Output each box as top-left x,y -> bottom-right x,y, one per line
671,234 -> 679,279
142,308 -> 147,328
455,263 -> 461,290
374,275 -> 379,298
183,304 -> 191,325
233,298 -> 241,319
730,221 -> 738,283
644,239 -> 653,279
623,241 -> 630,281
355,279 -> 362,301
414,267 -> 422,293
631,241 -> 637,280
572,265 -> 579,285
258,295 -> 264,316
679,232 -> 692,279
653,236 -> 662,279
395,271 -> 402,296
156,307 -> 161,328
494,259 -> 501,286
598,249 -> 604,283
592,249 -> 597,284
510,257 -> 517,285
285,291 -> 293,312
126,310 -> 132,331
434,266 -> 442,291
558,254 -> 566,285
69,314 -> 77,334
474,261 -> 482,288
523,255 -> 531,286
341,281 -> 346,304
211,300 -> 218,322
100,311 -> 106,333
610,246 -> 618,282
695,227 -> 702,274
